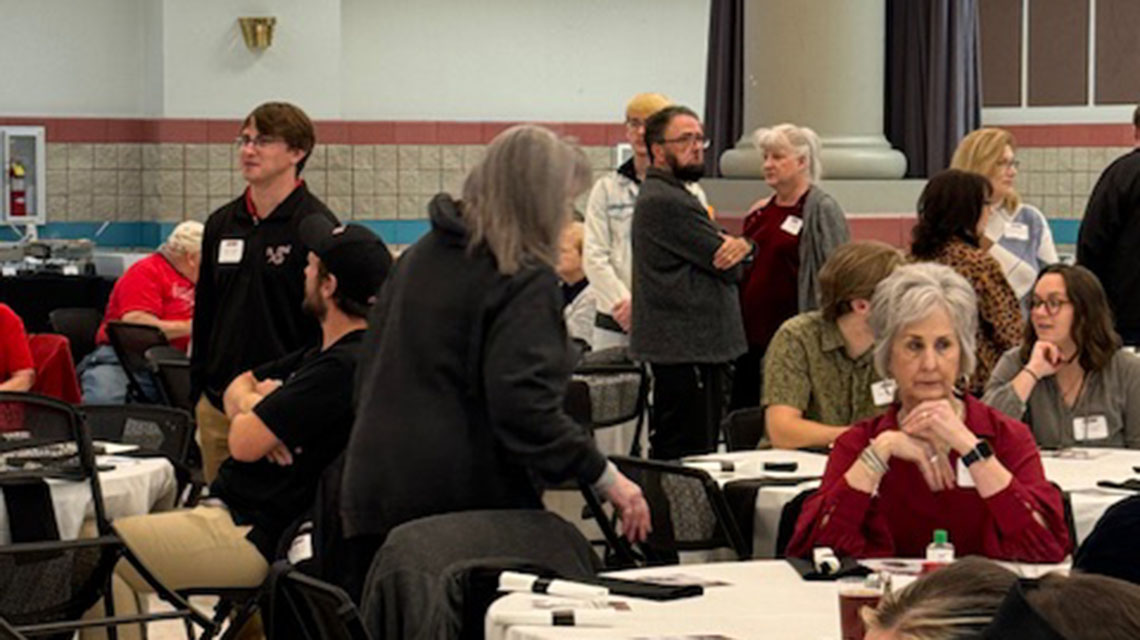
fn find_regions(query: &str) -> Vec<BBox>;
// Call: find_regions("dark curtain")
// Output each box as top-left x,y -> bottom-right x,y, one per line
885,0 -> 982,178
703,0 -> 745,178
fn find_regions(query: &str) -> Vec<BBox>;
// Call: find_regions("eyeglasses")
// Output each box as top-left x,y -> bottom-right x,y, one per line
625,118 -> 646,129
996,158 -> 1021,171
234,134 -> 283,149
660,134 -> 711,149
1030,297 -> 1070,315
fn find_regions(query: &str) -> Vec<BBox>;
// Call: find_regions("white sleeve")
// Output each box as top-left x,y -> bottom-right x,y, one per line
1036,209 -> 1059,264
582,177 -> 630,315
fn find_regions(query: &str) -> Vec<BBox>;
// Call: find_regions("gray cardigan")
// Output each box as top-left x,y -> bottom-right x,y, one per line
982,346 -> 1140,449
629,168 -> 748,364
798,186 -> 850,312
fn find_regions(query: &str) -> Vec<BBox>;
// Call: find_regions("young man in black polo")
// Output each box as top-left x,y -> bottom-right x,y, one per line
114,219 -> 391,596
192,102 -> 339,483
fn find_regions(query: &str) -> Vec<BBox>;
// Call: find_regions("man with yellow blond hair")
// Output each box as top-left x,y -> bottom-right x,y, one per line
583,93 -> 708,351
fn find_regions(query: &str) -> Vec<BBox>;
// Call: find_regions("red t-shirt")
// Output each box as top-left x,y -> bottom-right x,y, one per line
96,253 -> 195,352
0,304 -> 34,381
738,195 -> 804,349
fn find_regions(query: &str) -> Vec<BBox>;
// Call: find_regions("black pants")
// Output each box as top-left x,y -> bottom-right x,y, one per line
648,363 -> 729,460
728,345 -> 765,411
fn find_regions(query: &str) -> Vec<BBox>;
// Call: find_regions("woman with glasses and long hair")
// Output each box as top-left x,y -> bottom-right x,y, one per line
730,123 -> 849,409
951,128 -> 1058,310
983,264 -> 1140,449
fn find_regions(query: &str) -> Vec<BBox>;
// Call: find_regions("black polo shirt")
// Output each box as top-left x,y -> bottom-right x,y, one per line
191,182 -> 338,407
211,328 -> 364,558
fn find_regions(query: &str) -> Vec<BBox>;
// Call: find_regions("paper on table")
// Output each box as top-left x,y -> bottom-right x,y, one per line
94,442 -> 140,455
1040,448 -> 1111,460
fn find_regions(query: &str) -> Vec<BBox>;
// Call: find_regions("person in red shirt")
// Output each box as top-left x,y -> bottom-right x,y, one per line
787,262 -> 1069,563
0,303 -> 35,392
731,123 -> 848,410
79,221 -> 203,404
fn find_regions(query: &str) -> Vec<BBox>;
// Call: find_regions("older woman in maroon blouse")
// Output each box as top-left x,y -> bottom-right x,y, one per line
730,123 -> 848,409
787,262 -> 1068,562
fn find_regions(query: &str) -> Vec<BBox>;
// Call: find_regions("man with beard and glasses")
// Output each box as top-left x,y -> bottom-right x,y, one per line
112,218 -> 391,602
630,105 -> 751,460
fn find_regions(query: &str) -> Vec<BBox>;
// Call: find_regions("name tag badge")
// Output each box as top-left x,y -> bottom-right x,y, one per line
1004,222 -> 1030,241
1074,415 -> 1110,441
780,215 -> 804,236
287,532 -> 313,564
956,458 -> 977,488
218,239 -> 244,265
62,264 -> 80,276
870,379 -> 897,406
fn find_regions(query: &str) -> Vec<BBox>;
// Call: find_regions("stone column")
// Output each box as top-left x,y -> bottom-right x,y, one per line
719,0 -> 907,179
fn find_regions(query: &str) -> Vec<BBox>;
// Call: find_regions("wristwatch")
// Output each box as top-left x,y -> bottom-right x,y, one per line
961,440 -> 994,467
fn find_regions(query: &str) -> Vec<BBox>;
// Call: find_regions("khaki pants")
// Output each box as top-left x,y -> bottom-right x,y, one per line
196,396 -> 231,484
113,506 -> 268,593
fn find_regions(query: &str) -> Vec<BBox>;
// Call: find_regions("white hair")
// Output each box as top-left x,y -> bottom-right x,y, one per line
161,221 -> 204,258
753,123 -> 823,182
870,262 -> 979,380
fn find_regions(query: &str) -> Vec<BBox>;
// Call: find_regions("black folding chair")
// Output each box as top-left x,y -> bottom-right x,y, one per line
104,322 -> 168,404
569,347 -> 650,457
721,407 -> 767,451
264,562 -> 370,640
609,455 -> 750,563
144,346 -> 193,412
47,308 -> 103,366
0,616 -> 28,640
0,392 -> 214,639
774,488 -> 817,558
80,403 -> 203,507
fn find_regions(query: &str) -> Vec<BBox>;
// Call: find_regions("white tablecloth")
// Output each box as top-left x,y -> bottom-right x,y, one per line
684,447 -> 1140,558
0,455 -> 176,544
486,559 -> 1067,640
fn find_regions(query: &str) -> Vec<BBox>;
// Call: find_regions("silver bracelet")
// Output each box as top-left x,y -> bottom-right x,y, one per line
860,445 -> 889,475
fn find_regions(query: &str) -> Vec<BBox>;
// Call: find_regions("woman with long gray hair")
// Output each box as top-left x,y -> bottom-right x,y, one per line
339,125 -> 650,599
786,262 -> 1067,563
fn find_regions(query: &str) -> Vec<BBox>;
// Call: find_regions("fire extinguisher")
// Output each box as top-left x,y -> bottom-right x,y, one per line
9,160 -> 27,216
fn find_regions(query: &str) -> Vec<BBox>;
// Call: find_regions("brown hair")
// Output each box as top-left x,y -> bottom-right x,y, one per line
818,241 -> 904,322
910,169 -> 992,260
1028,572 -> 1140,639
865,557 -> 1018,639
1133,104 -> 1140,129
1019,264 -> 1121,372
243,102 -> 316,174
950,128 -> 1020,212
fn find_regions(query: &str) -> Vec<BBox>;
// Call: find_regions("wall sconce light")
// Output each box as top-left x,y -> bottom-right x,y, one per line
239,17 -> 277,52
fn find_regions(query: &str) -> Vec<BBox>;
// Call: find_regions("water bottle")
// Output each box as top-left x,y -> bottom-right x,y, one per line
923,529 -> 955,573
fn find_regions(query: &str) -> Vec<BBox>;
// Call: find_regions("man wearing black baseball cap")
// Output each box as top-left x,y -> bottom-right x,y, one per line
112,220 -> 392,598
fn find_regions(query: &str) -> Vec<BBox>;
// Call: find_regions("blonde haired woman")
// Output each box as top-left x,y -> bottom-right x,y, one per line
951,128 -> 1058,307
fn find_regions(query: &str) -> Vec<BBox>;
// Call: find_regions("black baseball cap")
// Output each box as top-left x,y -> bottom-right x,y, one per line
299,216 -> 393,309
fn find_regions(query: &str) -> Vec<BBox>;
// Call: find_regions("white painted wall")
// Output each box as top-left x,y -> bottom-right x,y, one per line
160,0 -> 343,119
339,0 -> 711,121
0,0 -> 152,116
4,0 -> 709,121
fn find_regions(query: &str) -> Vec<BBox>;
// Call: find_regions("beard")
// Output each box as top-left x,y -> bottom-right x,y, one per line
666,150 -> 705,182
302,286 -> 328,322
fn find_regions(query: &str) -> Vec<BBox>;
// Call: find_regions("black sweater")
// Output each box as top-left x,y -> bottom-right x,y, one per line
191,184 -> 338,406
341,194 -> 607,539
629,168 -> 747,363
1078,149 -> 1140,333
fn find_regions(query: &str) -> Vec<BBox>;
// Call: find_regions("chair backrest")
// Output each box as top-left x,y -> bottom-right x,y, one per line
144,346 -> 193,412
610,455 -> 750,562
775,488 -> 816,559
721,407 -> 767,451
80,404 -> 195,468
104,321 -> 168,403
47,308 -> 102,365
265,561 -> 370,640
363,510 -> 599,640
26,334 -> 82,404
570,347 -> 650,456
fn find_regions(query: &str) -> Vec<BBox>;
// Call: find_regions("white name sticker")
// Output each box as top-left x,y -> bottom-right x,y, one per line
780,215 -> 804,236
870,379 -> 897,406
218,238 -> 244,264
1004,222 -> 1030,241
2,266 -> 17,277
1073,415 -> 1110,441
956,458 -> 976,488
287,532 -> 313,564
62,264 -> 80,276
